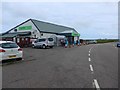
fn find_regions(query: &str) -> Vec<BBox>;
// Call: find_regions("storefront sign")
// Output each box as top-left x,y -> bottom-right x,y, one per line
72,32 -> 80,36
18,26 -> 32,30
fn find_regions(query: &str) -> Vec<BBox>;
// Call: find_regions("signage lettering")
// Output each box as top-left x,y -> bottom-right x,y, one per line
18,26 -> 32,30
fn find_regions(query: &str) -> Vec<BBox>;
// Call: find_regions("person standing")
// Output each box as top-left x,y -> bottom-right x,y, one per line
76,40 -> 78,45
65,38 -> 68,48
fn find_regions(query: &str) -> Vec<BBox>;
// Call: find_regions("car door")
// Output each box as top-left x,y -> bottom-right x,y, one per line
36,39 -> 46,46
34,39 -> 39,46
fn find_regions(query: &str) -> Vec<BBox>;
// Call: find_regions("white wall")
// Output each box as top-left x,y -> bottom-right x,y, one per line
41,33 -> 56,38
9,20 -> 41,38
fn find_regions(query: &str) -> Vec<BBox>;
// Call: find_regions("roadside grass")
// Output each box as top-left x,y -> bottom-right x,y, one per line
96,39 -> 118,43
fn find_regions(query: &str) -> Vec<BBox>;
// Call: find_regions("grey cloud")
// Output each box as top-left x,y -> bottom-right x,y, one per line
2,2 -> 118,39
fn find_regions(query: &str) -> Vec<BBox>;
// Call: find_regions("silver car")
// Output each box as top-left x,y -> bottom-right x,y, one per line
88,40 -> 97,44
32,38 -> 54,49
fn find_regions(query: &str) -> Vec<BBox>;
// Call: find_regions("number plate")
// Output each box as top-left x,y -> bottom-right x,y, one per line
9,55 -> 16,58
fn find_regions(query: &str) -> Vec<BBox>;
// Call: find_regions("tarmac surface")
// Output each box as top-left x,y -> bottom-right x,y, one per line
2,43 -> 118,89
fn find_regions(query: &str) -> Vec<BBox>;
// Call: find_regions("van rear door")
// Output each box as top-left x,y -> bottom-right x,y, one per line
48,38 -> 54,46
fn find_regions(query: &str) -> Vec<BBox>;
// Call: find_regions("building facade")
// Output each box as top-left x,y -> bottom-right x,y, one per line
1,19 -> 80,47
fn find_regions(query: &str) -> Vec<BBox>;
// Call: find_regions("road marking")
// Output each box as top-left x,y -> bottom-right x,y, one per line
113,45 -> 117,49
89,51 -> 91,53
90,64 -> 94,72
88,54 -> 90,56
88,58 -> 91,61
113,44 -> 116,47
89,49 -> 92,52
89,45 -> 95,51
93,79 -> 100,90
89,45 -> 100,90
89,45 -> 95,54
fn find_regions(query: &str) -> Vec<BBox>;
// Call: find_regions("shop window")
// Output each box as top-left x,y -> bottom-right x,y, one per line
22,38 -> 24,41
17,38 -> 20,43
26,38 -> 28,41
13,37 -> 16,42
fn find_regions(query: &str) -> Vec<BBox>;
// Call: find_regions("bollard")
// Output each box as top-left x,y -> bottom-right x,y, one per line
69,44 -> 71,48
65,44 -> 67,48
72,44 -> 74,47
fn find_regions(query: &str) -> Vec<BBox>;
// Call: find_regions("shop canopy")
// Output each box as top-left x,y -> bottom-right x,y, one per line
59,30 -> 80,37
1,32 -> 31,38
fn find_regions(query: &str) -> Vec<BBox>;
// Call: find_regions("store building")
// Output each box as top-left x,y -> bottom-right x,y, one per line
1,19 -> 80,47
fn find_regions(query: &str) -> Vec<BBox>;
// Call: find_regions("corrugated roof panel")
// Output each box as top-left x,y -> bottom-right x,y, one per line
31,19 -> 77,33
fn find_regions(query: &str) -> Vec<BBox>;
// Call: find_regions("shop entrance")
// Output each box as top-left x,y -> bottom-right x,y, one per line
16,37 -> 31,47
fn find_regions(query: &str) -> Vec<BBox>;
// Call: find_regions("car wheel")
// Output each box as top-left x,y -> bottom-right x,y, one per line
117,45 -> 119,47
16,58 -> 23,61
32,45 -> 35,48
42,45 -> 46,49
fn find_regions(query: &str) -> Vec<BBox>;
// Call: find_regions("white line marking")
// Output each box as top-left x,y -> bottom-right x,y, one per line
89,45 -> 94,51
89,51 -> 91,53
90,64 -> 94,72
93,79 -> 100,90
88,54 -> 90,56
113,45 -> 117,49
89,49 -> 92,52
89,45 -> 95,54
88,58 -> 91,61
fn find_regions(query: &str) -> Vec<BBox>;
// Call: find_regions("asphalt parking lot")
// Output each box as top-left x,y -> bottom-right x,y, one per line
2,43 -> 118,89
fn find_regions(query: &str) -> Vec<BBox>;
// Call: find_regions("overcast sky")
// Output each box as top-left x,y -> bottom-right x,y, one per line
1,2 -> 118,39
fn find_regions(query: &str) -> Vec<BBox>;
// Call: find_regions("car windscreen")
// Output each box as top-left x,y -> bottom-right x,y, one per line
0,43 -> 18,48
48,38 -> 53,41
39,39 -> 46,42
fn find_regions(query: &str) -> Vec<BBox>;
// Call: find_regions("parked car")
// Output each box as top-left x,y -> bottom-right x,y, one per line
0,41 -> 23,62
32,38 -> 54,49
88,40 -> 97,44
117,42 -> 120,47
